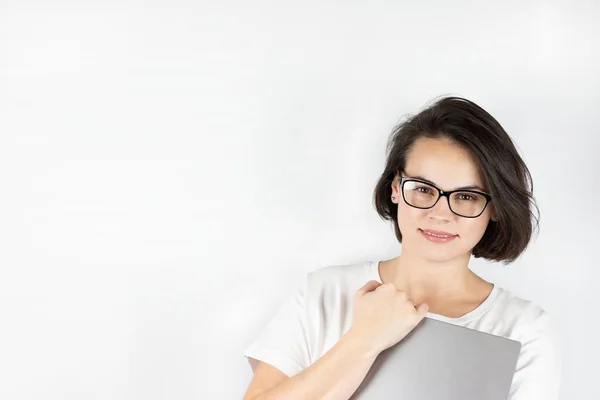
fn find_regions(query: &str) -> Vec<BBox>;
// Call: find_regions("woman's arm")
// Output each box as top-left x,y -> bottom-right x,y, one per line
243,328 -> 379,400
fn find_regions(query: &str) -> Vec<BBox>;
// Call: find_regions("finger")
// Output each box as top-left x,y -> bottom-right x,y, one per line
375,282 -> 395,292
356,280 -> 381,295
416,303 -> 429,317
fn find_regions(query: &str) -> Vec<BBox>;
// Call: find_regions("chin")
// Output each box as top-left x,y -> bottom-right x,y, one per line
414,240 -> 467,263
423,252 -> 462,264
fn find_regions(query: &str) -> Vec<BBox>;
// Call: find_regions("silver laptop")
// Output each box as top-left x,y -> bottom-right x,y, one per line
350,317 -> 521,400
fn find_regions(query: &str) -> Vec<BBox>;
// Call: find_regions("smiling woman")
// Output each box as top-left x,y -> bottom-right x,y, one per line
242,96 -> 561,400
374,99 -> 538,264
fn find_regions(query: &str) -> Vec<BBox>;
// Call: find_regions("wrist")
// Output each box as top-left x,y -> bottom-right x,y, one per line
343,328 -> 381,360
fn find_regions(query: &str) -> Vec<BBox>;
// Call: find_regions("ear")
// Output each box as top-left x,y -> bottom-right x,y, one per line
391,173 -> 401,202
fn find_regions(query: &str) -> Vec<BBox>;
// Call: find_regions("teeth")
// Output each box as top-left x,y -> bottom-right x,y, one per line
425,231 -> 450,238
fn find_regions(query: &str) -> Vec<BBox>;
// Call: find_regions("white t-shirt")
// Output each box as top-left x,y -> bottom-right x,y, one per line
244,260 -> 562,399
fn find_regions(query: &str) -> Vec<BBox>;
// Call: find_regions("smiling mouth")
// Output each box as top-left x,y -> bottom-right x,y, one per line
421,228 -> 457,236
422,231 -> 454,238
419,229 -> 458,242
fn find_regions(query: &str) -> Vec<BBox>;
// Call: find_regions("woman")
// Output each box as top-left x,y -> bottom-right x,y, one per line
242,96 -> 561,400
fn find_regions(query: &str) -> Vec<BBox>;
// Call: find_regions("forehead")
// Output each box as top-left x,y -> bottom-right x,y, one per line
404,137 -> 486,190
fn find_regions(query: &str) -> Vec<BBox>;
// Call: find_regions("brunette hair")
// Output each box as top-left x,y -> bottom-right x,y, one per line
373,96 -> 539,263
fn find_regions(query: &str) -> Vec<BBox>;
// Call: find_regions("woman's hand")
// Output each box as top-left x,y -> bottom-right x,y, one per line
349,280 -> 429,357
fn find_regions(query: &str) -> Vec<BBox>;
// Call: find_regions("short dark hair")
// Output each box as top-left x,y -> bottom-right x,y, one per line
373,96 -> 539,264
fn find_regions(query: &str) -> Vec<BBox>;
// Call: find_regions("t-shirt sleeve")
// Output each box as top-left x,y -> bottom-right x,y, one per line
508,311 -> 562,400
243,277 -> 311,378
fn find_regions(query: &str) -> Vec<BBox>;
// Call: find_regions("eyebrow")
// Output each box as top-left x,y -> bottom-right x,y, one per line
406,174 -> 487,192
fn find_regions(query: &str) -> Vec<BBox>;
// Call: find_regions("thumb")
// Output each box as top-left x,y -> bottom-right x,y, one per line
356,280 -> 381,296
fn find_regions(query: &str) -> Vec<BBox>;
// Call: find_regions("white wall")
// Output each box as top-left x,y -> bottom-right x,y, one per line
1,1 -> 598,399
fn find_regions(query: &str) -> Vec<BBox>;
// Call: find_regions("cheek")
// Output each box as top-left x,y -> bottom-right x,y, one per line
397,203 -> 416,224
468,207 -> 493,237
396,204 -> 426,234
460,219 -> 490,243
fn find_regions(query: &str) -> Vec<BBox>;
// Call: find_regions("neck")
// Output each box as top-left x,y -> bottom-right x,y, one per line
384,249 -> 478,306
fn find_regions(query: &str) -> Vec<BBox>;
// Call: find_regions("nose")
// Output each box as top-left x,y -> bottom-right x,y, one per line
428,195 -> 454,221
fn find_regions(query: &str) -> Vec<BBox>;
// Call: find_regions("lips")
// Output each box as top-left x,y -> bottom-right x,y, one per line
420,229 -> 457,238
419,229 -> 458,243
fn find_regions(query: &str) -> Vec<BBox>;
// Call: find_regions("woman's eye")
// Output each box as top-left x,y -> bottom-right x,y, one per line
416,186 -> 433,194
457,193 -> 477,201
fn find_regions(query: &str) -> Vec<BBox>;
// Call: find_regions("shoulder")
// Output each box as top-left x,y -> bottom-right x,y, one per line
471,286 -> 560,353
487,288 -> 561,374
490,288 -> 556,342
299,261 -> 374,354
305,260 -> 374,295
299,261 -> 374,324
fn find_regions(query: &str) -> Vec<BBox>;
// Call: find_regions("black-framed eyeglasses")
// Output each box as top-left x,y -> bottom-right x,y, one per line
400,176 -> 492,218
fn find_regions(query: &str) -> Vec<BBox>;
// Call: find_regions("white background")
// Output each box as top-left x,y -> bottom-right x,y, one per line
1,1 -> 598,399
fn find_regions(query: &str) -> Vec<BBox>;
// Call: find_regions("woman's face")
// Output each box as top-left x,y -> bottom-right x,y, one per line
391,137 -> 496,263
